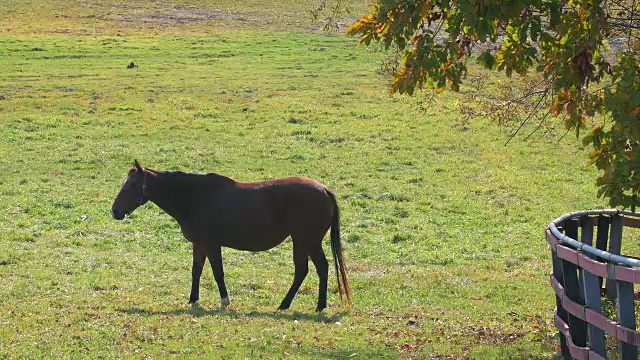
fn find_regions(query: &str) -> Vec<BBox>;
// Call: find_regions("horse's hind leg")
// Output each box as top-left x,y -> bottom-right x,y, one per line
206,245 -> 230,308
278,242 -> 309,310
309,244 -> 329,312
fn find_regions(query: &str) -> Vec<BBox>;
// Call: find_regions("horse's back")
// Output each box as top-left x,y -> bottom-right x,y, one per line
246,177 -> 329,200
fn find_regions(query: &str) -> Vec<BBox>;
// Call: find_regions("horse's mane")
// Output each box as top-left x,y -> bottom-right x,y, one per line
155,170 -> 235,187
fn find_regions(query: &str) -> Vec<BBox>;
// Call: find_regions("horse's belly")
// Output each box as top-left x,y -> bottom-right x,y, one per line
220,232 -> 288,252
214,221 -> 288,252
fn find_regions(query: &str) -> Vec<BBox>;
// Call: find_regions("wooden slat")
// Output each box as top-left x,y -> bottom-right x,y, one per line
616,266 -> 639,283
582,216 -> 595,246
552,250 -> 570,357
585,307 -> 618,338
546,228 -> 559,250
580,215 -> 606,356
617,280 -> 638,360
607,216 -> 624,299
596,215 -> 610,290
596,215 -> 610,252
623,216 -> 640,229
578,253 -> 609,279
564,219 -> 588,347
554,314 -> 590,360
589,349 -> 609,360
563,294 -> 586,320
583,276 -> 606,356
617,323 -> 640,349
557,244 -> 579,265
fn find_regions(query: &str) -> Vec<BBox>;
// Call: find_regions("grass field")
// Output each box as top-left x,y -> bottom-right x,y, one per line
0,1 -> 611,359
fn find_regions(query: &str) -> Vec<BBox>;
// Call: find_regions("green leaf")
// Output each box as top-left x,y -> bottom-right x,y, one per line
476,50 -> 496,70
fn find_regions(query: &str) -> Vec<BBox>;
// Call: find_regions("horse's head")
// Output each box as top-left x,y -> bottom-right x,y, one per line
111,160 -> 149,220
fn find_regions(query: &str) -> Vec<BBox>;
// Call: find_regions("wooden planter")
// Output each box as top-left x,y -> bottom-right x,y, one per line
547,209 -> 640,359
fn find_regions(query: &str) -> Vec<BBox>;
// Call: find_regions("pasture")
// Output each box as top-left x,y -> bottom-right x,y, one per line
0,1 -> 605,358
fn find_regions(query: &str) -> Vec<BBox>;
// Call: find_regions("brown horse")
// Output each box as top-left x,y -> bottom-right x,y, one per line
111,160 -> 352,312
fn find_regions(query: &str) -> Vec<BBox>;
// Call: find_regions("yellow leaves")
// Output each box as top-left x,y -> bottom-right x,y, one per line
346,14 -> 377,38
558,87 -> 571,102
347,14 -> 386,45
439,60 -> 453,72
419,1 -> 434,19
587,150 -> 601,167
551,88 -> 571,115
347,14 -> 375,33
391,67 -> 418,95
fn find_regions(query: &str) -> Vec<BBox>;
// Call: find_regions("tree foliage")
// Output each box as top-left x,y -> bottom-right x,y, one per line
347,0 -> 640,209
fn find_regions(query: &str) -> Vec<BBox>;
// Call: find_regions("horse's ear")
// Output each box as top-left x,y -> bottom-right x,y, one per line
134,159 -> 143,172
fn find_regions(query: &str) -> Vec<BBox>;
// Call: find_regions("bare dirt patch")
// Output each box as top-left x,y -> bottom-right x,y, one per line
98,2 -> 357,32
106,6 -> 255,24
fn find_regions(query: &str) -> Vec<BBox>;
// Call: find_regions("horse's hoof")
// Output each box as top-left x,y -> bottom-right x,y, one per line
221,296 -> 230,307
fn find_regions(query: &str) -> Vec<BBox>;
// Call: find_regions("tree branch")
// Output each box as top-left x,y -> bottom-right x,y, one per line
505,87 -> 549,145
523,110 -> 552,142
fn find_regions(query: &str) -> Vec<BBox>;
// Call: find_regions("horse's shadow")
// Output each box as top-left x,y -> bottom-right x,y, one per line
119,304 -> 348,323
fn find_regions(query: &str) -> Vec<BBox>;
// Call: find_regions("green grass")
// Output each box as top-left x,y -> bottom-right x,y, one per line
0,1 -> 607,359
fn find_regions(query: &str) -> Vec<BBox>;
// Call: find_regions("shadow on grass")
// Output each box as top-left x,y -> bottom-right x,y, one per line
119,303 -> 348,323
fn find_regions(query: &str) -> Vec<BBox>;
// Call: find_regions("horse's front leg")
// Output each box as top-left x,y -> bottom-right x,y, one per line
206,245 -> 229,308
189,241 -> 206,304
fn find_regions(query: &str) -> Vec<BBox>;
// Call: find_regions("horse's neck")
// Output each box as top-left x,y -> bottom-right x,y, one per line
145,173 -> 193,223
145,171 -> 234,223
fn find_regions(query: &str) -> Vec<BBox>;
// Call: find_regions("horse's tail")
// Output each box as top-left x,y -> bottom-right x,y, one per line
326,189 -> 352,308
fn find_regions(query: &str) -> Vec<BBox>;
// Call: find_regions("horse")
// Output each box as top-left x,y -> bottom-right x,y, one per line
111,160 -> 352,312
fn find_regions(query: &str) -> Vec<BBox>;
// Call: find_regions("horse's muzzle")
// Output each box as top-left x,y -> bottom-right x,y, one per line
111,208 -> 125,220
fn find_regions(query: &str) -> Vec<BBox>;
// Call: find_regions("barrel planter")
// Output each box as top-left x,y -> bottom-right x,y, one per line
547,209 -> 640,359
